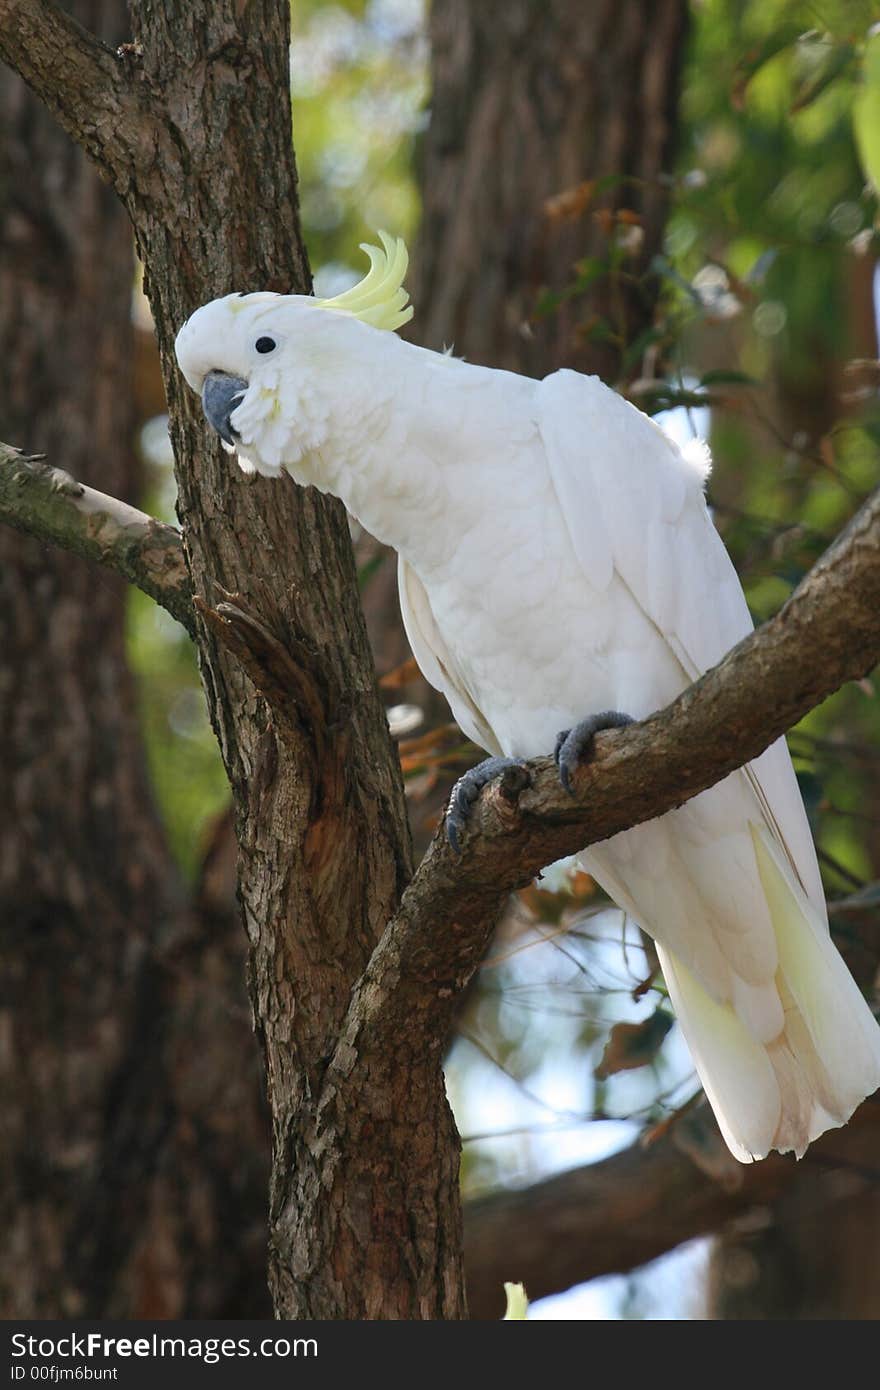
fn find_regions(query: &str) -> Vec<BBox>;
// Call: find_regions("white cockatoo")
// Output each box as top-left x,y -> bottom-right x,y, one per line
175,233 -> 880,1162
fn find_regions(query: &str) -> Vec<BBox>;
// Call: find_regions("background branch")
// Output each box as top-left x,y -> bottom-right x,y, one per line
0,0 -> 139,183
463,1096 -> 880,1318
0,443 -> 194,633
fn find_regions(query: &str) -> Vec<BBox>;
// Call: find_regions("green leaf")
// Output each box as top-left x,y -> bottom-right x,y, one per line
633,383 -> 714,414
581,316 -> 617,346
790,42 -> 855,113
533,284 -> 581,318
591,172 -> 629,198
746,248 -> 777,285
732,22 -> 805,107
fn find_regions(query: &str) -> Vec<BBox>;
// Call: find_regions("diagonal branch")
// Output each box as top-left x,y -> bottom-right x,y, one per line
0,443 -> 194,634
0,0 -> 140,183
462,1094 -> 880,1317
325,488 -> 880,1094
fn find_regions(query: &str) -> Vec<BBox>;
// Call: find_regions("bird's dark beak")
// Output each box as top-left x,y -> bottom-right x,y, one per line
201,371 -> 249,446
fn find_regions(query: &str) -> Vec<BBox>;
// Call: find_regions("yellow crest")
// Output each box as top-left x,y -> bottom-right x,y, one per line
315,231 -> 413,332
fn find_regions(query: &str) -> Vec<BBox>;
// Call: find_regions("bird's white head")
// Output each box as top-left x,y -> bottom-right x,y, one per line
174,232 -> 413,477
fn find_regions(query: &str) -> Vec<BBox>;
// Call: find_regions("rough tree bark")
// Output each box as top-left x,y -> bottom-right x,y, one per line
412,0 -> 688,381
0,1 -> 268,1317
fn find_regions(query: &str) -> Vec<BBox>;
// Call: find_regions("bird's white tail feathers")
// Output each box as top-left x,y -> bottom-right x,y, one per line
659,823 -> 880,1163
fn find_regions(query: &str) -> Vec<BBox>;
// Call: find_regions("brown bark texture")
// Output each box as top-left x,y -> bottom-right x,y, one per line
412,0 -> 688,381
0,0 -> 269,1318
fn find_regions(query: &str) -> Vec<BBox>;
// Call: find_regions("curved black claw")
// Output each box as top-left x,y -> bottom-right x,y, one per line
554,711 -> 635,796
446,757 -> 526,855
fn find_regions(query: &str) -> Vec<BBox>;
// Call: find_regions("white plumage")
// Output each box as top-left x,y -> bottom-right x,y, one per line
175,236 -> 880,1162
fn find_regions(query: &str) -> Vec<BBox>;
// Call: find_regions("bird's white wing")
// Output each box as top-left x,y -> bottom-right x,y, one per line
398,556 -> 502,756
535,369 -> 824,915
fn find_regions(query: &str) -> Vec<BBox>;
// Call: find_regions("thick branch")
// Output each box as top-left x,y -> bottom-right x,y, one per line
0,0 -> 137,181
0,444 -> 194,634
328,488 -> 880,1088
463,1095 -> 880,1318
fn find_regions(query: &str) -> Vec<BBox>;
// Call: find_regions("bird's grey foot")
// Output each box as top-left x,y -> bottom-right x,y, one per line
446,757 -> 525,855
554,711 -> 634,795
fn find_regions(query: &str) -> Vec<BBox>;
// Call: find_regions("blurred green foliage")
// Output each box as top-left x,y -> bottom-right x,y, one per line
664,0 -> 880,890
290,0 -> 426,289
125,455 -> 230,880
126,588 -> 230,880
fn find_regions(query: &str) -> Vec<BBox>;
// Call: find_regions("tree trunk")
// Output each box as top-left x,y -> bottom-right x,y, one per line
412,0 -> 688,382
0,0 -> 269,1318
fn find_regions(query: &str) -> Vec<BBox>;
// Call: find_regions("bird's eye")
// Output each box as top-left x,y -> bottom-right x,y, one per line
255,336 -> 277,354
